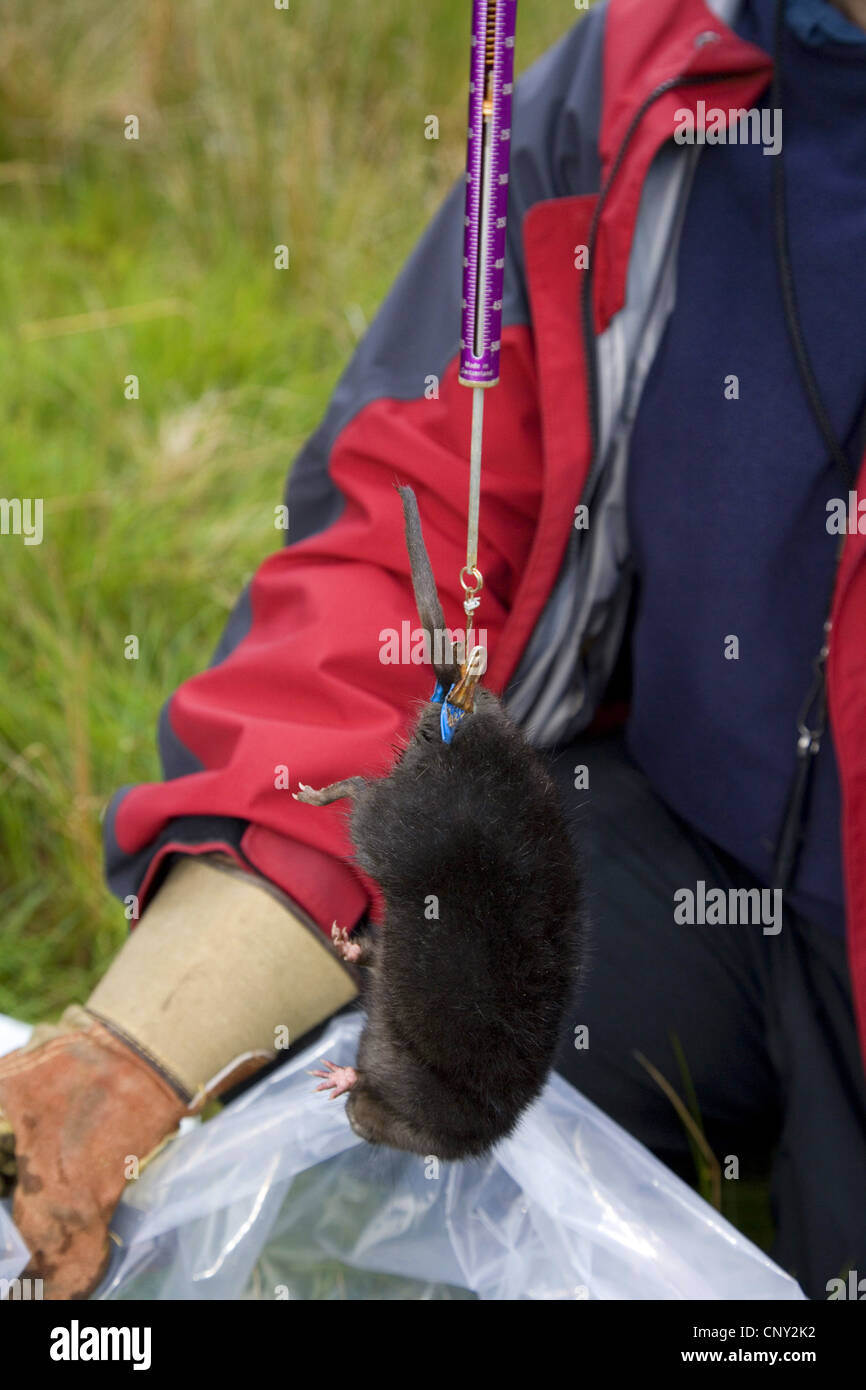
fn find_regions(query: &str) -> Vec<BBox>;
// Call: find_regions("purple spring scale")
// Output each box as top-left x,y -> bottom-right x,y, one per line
443,0 -> 516,737
459,0 -> 518,388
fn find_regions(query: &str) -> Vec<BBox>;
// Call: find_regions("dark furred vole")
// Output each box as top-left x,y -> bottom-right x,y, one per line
295,485 -> 583,1160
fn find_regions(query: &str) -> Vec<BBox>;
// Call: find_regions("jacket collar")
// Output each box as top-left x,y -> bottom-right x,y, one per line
594,0 -> 774,332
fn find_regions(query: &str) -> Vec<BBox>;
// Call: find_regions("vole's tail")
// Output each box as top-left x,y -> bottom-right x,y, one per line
396,485 -> 461,688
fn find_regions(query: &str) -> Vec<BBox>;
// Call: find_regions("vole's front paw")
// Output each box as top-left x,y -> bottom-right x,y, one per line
310,1059 -> 358,1099
331,921 -> 364,964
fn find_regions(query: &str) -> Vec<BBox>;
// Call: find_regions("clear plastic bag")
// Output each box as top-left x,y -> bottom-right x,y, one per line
0,1012 -> 804,1300
0,1196 -> 29,1290
0,1015 -> 34,1289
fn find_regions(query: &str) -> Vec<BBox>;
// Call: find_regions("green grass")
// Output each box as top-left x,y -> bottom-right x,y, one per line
0,0 -> 573,1021
636,1037 -> 775,1252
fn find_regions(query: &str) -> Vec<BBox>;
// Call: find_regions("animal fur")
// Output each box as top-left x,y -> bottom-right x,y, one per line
296,485 -> 583,1160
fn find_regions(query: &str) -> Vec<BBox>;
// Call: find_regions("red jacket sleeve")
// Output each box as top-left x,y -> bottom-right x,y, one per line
103,7 -> 608,935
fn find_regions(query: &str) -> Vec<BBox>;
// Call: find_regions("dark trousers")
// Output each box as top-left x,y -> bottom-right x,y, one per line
548,732 -> 866,1301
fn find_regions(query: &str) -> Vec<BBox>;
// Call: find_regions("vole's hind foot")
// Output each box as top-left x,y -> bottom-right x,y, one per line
331,921 -> 370,965
310,1059 -> 358,1099
293,776 -> 365,807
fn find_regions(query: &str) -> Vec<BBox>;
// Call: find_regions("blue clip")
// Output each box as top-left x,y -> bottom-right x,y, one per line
430,681 -> 465,744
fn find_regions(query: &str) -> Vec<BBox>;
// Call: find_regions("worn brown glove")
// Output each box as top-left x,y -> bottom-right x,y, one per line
0,858 -> 357,1300
0,1008 -> 188,1300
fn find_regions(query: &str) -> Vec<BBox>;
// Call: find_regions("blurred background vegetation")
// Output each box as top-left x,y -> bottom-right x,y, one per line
0,0 -> 574,1018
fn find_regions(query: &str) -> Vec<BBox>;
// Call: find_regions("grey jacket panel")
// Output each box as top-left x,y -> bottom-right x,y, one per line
505,143 -> 702,744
